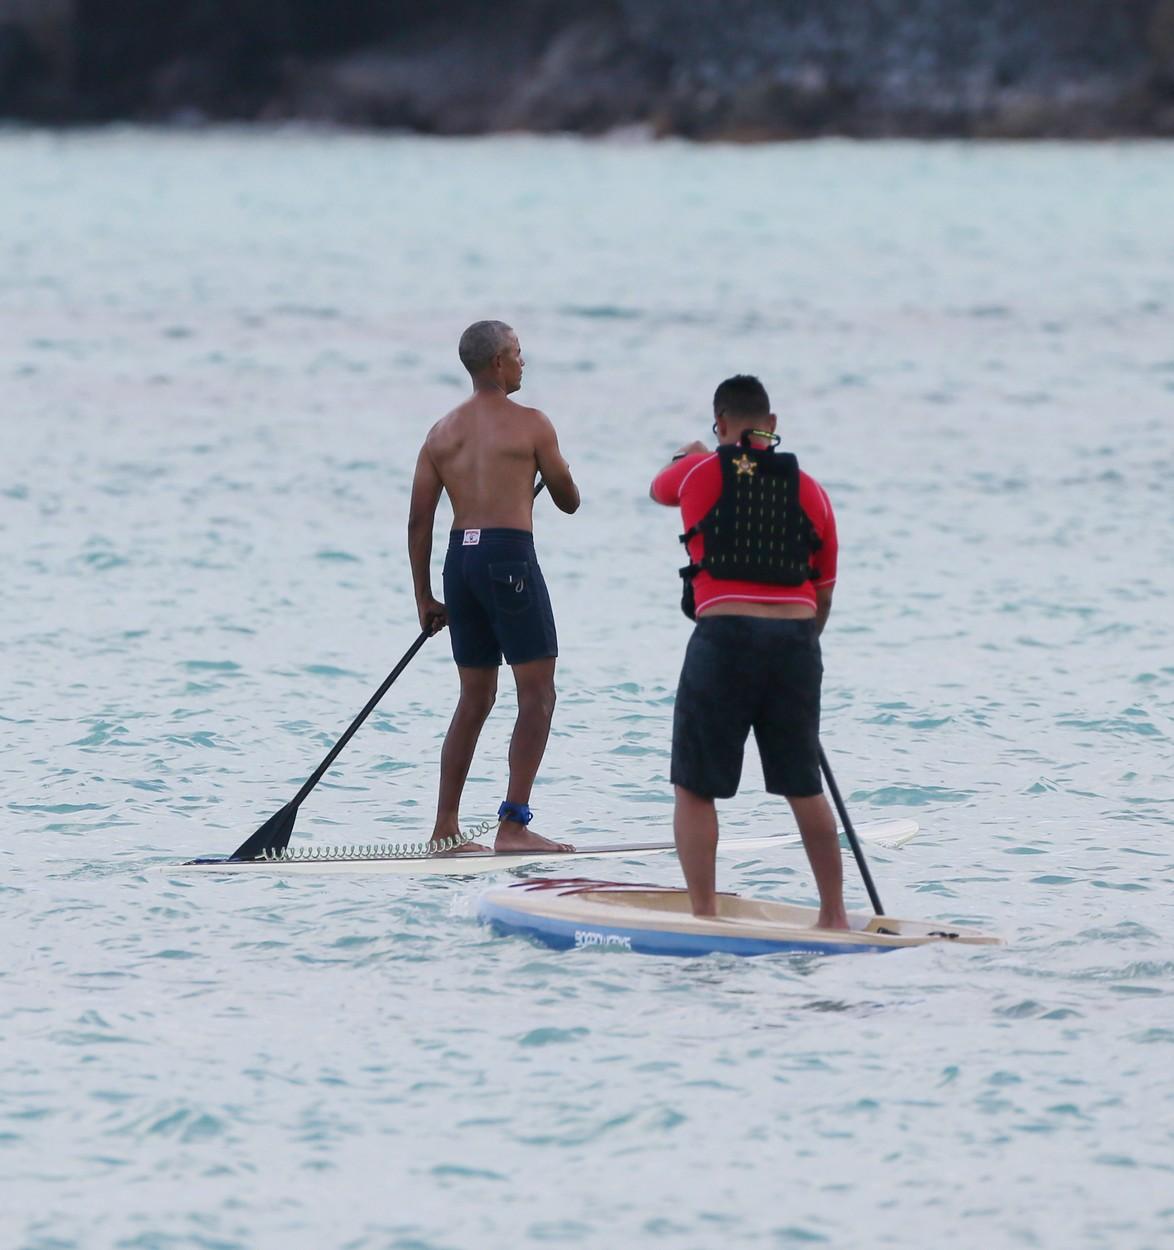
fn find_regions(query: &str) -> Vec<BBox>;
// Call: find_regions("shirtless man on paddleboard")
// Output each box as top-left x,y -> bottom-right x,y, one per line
408,321 -> 580,853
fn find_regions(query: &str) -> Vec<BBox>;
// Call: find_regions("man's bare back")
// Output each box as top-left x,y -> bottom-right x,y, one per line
424,392 -> 573,531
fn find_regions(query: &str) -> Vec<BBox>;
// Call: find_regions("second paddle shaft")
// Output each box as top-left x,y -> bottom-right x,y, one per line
818,744 -> 885,916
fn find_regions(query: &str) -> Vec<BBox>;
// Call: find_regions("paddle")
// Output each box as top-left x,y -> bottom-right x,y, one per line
229,632 -> 430,860
229,479 -> 548,861
818,743 -> 885,916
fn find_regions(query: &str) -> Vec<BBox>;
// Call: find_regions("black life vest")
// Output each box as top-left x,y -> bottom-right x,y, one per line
679,441 -> 821,620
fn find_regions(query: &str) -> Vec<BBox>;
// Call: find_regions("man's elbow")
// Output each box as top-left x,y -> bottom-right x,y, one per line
551,479 -> 580,513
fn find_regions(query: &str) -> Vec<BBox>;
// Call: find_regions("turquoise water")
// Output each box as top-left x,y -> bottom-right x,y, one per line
2,131 -> 1173,1249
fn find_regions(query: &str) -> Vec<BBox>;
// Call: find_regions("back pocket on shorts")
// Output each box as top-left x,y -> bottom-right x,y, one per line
488,560 -> 533,616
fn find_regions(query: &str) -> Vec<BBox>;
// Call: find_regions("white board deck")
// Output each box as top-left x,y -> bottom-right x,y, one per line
480,877 -> 1000,957
170,818 -> 919,877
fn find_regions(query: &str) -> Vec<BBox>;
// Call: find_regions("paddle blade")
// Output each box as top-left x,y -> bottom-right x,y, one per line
230,802 -> 298,861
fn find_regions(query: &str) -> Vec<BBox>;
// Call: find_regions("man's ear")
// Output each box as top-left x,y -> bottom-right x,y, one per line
765,412 -> 779,432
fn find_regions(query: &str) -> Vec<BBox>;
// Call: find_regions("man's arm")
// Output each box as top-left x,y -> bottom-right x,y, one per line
650,442 -> 710,504
407,443 -> 447,635
809,479 -> 837,636
533,413 -> 580,514
815,586 -> 834,636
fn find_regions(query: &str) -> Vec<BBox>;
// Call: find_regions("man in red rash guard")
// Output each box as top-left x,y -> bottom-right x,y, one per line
649,375 -> 848,928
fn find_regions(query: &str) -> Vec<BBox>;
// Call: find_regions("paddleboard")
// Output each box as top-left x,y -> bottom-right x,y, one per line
479,877 -> 1000,957
172,817 -> 919,876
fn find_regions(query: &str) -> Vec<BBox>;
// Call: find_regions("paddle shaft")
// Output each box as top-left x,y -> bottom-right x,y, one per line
289,630 -> 428,808
818,744 -> 885,916
289,477 -> 548,811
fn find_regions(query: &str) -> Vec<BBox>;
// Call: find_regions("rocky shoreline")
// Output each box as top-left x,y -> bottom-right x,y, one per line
3,0 -> 1174,138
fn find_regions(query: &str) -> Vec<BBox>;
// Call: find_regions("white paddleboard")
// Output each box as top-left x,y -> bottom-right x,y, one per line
170,818 -> 918,876
480,877 -> 1000,957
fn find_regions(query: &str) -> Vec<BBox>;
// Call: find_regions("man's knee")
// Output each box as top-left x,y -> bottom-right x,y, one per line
459,683 -> 496,720
519,682 -> 555,722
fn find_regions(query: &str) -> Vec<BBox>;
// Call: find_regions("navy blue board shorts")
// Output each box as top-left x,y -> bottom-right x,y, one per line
671,616 -> 823,799
443,529 -> 558,669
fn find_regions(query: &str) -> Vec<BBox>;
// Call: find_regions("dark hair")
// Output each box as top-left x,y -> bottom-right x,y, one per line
713,375 -> 770,420
458,320 -> 514,374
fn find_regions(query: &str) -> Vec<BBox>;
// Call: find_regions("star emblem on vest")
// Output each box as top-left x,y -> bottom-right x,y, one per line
733,453 -> 757,476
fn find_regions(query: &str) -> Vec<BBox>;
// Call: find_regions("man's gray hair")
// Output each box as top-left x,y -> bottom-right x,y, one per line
458,320 -> 514,374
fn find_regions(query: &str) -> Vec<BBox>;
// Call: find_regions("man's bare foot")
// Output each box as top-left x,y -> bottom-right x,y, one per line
494,820 -> 573,853
429,832 -> 490,855
817,908 -> 850,931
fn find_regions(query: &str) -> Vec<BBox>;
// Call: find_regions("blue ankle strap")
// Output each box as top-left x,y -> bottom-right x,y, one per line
498,800 -> 533,826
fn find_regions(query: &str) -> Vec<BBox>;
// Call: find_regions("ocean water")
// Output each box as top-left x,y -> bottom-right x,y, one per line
2,130 -> 1173,1250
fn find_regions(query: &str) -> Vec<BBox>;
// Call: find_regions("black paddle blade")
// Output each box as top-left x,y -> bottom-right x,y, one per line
230,801 -> 298,861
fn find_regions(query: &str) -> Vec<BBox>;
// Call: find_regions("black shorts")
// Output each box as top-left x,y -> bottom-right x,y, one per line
671,616 -> 823,799
443,529 -> 558,669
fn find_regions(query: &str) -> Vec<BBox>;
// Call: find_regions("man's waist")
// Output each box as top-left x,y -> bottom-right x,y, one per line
693,614 -> 819,640
697,598 -> 816,621
449,527 -> 535,548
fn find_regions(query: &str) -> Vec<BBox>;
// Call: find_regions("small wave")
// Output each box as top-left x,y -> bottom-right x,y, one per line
559,304 -> 642,320
853,784 -> 974,807
302,664 -> 363,678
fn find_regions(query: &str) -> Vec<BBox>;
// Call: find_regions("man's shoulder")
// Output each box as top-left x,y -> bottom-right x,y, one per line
428,399 -> 469,432
427,394 -> 489,440
423,409 -> 459,453
507,399 -> 552,428
679,450 -> 718,479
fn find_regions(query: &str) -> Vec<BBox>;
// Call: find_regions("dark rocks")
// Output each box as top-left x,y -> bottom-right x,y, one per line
0,22 -> 43,111
2,0 -> 1173,136
0,0 -> 74,118
497,16 -> 672,134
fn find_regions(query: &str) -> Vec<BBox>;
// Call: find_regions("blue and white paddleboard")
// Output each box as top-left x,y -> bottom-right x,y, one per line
479,878 -> 1000,957
174,818 -> 918,876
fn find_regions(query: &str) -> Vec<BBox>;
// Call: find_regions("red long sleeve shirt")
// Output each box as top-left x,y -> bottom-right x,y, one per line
650,451 -> 837,616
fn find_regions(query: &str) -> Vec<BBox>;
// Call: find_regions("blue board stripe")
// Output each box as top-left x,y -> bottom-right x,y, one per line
478,897 -> 898,958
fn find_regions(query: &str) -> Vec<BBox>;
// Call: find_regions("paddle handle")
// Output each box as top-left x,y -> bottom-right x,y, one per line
819,743 -> 885,916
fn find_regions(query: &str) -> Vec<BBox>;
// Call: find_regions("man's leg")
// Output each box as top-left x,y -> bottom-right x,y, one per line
669,620 -> 748,915
495,657 -> 572,852
430,665 -> 498,850
674,785 -> 719,916
786,793 -> 848,930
